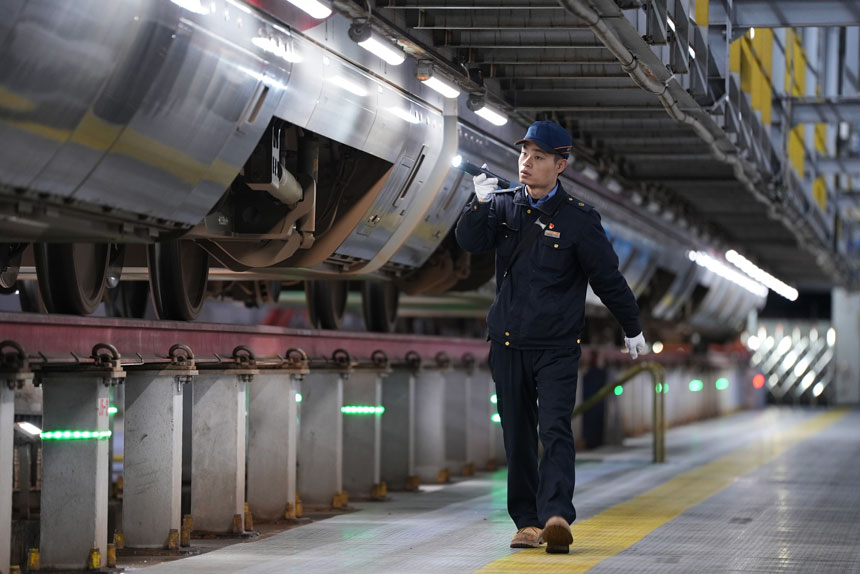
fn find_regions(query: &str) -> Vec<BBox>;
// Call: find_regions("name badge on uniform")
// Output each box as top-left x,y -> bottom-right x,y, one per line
544,229 -> 560,238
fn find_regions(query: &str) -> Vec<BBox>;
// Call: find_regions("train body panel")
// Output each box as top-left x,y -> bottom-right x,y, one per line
0,0 -> 767,333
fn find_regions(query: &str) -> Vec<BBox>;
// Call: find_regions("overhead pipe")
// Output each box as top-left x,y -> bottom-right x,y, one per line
558,0 -> 850,284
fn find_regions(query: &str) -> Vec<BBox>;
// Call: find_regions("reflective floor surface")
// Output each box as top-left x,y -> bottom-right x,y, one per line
129,407 -> 860,573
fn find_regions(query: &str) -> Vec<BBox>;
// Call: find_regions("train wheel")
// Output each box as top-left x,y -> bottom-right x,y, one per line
106,282 -> 150,318
17,280 -> 47,313
305,280 -> 348,330
34,242 -> 110,315
147,239 -> 209,321
361,281 -> 399,333
0,243 -> 25,291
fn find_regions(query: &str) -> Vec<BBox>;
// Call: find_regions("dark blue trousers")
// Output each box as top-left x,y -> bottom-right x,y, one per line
489,341 -> 580,529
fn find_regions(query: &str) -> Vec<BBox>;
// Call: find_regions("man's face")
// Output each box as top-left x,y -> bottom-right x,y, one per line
518,141 -> 567,191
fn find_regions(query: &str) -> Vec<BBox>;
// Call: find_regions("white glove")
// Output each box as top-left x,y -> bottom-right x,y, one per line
624,332 -> 648,360
473,172 -> 498,202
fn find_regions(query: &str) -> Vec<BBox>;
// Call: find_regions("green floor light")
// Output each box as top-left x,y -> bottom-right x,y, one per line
341,405 -> 385,415
614,385 -> 623,396
41,430 -> 112,440
490,394 -> 498,404
296,393 -> 303,403
108,406 -> 118,415
491,413 -> 501,423
689,379 -> 704,392
715,377 -> 730,391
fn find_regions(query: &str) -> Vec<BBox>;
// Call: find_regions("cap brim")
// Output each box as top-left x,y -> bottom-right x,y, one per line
515,138 -> 569,157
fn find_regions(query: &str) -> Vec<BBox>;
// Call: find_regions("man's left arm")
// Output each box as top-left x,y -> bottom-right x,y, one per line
575,210 -> 646,357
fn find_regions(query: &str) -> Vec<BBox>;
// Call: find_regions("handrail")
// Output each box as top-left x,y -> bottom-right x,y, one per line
572,362 -> 666,463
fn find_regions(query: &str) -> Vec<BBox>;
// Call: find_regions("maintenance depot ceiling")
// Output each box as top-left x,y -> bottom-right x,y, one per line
336,0 -> 860,292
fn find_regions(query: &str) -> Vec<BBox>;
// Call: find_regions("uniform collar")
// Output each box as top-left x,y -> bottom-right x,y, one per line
513,180 -> 566,215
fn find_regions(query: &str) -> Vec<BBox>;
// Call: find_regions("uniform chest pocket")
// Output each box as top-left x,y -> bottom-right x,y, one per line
537,234 -> 574,270
497,221 -> 520,258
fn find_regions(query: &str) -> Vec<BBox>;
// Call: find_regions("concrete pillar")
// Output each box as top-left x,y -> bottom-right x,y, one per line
413,369 -> 447,483
39,373 -> 112,569
190,370 -> 253,533
247,371 -> 301,521
342,371 -> 384,499
466,370 -> 492,471
444,370 -> 468,475
380,369 -> 415,490
122,368 -> 191,547
1,383 -> 13,574
832,288 -> 860,404
297,371 -> 343,506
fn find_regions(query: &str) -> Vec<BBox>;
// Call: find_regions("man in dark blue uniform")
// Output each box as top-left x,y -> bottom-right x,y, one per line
455,121 -> 647,554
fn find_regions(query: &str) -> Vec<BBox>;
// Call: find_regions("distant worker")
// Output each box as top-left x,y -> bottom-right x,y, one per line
455,120 -> 647,554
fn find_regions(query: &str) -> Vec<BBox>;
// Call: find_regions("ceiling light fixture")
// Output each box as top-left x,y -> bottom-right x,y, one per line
467,94 -> 507,126
688,250 -> 768,297
286,0 -> 331,19
348,21 -> 406,66
725,249 -> 798,301
416,61 -> 460,99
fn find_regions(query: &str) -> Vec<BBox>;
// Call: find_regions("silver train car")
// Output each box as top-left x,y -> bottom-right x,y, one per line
0,0 -> 765,336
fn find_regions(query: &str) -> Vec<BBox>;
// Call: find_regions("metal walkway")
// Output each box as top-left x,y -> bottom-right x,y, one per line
126,407 -> 860,573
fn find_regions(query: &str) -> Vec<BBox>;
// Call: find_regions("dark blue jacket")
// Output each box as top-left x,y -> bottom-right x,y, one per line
455,181 -> 641,350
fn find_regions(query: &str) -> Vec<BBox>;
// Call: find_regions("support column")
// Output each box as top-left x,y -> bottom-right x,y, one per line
190,369 -> 254,533
342,371 -> 384,500
413,369 -> 447,483
380,369 -> 415,491
1,382 -> 13,574
39,373 -> 113,569
122,366 -> 193,548
832,288 -> 860,404
444,370 -> 468,475
297,371 -> 343,506
466,369 -> 492,471
247,371 -> 302,521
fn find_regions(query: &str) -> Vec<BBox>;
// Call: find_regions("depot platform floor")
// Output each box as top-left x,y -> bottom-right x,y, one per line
130,407 -> 860,573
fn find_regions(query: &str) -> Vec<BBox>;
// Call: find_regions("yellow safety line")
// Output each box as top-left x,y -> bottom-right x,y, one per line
475,409 -> 850,573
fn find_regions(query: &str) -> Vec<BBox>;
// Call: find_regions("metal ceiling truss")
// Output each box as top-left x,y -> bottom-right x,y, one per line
368,0 -> 860,288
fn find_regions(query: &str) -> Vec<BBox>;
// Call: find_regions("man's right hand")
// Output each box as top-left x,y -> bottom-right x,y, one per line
473,173 -> 498,202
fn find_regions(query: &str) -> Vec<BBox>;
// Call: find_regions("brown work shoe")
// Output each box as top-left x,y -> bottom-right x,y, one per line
542,516 -> 573,554
510,526 -> 543,548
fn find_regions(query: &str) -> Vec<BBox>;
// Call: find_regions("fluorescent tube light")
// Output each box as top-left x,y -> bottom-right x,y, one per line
286,0 -> 331,19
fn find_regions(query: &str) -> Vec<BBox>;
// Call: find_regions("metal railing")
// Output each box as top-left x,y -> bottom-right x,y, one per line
572,362 -> 666,463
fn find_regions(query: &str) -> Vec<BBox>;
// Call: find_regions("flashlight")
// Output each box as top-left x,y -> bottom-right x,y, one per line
451,155 -> 513,190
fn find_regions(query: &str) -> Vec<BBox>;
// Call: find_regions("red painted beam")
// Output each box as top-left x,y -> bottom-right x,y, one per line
0,312 -> 489,367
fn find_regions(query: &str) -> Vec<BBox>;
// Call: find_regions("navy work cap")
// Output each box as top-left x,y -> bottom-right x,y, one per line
515,121 -> 572,159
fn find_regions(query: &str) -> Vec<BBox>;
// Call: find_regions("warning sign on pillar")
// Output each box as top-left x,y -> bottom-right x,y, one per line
98,398 -> 110,418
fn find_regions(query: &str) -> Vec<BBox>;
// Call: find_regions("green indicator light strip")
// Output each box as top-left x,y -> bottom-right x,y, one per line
614,385 -> 624,396
715,377 -> 730,391
41,430 -> 112,440
490,394 -> 498,404
108,406 -> 118,415
341,405 -> 385,415
491,413 -> 501,423
295,393 -> 303,403
689,379 -> 704,392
